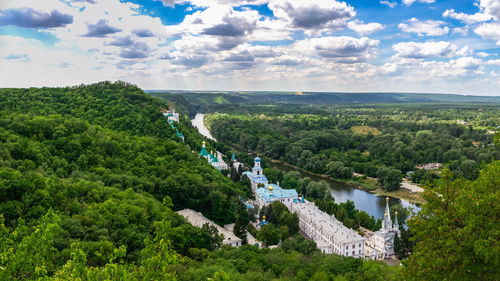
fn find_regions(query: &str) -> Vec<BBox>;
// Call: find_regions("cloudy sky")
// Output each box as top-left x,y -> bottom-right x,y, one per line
0,0 -> 499,95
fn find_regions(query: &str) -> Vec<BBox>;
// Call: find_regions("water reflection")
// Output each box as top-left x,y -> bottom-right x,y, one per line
271,161 -> 420,219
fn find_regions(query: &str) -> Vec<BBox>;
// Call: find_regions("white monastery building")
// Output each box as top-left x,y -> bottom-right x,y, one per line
290,201 -> 365,257
243,156 -> 399,260
176,209 -> 242,247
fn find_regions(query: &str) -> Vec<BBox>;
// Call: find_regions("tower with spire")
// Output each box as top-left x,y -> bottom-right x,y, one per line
365,197 -> 401,260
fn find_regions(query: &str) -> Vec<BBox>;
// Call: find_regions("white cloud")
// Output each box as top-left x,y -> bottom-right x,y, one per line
398,18 -> 449,36
402,0 -> 436,7
293,36 -> 379,63
474,22 -> 500,45
347,20 -> 384,35
443,9 -> 492,24
380,1 -> 397,8
156,0 -> 268,8
393,41 -> 471,58
268,0 -> 356,33
443,0 -> 499,24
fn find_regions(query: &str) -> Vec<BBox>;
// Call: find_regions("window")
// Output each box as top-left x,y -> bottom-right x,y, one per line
352,251 -> 355,255
359,243 -> 361,247
359,250 -> 361,254
353,244 -> 355,249
346,245 -> 349,250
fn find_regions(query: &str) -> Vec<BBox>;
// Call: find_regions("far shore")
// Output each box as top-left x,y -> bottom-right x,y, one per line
269,159 -> 426,205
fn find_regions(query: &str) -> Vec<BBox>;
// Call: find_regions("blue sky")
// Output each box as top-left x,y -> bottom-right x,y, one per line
0,0 -> 499,95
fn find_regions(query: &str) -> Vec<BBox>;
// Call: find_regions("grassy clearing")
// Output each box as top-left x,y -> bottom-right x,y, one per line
351,125 -> 381,135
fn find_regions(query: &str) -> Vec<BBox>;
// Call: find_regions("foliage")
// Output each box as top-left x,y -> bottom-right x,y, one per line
205,105 -> 498,186
403,162 -> 500,281
376,166 -> 402,191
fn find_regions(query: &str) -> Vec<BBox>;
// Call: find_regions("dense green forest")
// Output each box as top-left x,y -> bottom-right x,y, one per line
1,82 -> 498,280
204,104 -> 499,191
0,82 -> 406,280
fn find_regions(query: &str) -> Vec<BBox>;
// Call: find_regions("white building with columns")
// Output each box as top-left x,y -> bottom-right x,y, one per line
290,200 -> 365,257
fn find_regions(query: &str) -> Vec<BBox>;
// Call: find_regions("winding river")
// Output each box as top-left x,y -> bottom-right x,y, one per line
192,113 -> 420,219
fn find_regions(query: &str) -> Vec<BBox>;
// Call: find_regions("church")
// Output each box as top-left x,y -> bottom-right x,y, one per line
198,141 -> 229,170
365,197 -> 400,260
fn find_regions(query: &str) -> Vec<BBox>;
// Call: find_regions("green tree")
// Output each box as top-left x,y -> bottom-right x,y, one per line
376,166 -> 402,191
404,162 -> 500,280
233,206 -> 250,245
256,224 -> 281,247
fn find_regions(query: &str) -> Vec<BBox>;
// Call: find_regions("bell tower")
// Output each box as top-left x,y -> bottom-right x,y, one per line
252,157 -> 263,176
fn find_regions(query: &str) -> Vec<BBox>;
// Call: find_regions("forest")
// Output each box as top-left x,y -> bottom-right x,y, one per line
204,104 -> 499,192
0,82 -> 498,280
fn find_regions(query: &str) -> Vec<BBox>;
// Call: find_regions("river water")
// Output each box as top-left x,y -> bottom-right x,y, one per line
270,161 -> 420,219
191,113 -> 420,219
192,113 -> 216,141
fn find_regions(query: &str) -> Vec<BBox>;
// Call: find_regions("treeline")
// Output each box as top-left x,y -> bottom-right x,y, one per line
207,106 -> 498,190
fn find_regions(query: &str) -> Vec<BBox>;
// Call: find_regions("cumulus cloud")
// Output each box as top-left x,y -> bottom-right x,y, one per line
393,41 -> 471,58
294,36 -> 379,63
474,22 -> 500,45
402,0 -> 436,6
172,55 -> 210,68
120,42 -> 151,59
380,1 -> 397,8
347,20 -> 384,35
83,19 -> 122,37
132,29 -> 155,37
398,18 -> 449,36
156,0 -> 268,7
443,0 -> 499,24
108,36 -> 135,47
202,17 -> 256,37
268,0 -> 355,31
443,9 -> 492,24
0,7 -> 73,28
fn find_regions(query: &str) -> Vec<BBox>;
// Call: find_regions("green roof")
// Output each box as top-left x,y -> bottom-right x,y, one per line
199,147 -> 209,157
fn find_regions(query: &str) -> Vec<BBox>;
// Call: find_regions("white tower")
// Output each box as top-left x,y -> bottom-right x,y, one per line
252,157 -> 263,176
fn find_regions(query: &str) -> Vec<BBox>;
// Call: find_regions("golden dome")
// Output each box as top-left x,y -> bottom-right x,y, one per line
268,185 -> 274,191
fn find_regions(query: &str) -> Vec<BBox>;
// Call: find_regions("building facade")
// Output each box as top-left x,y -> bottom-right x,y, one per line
365,197 -> 400,260
290,201 -> 365,257
242,157 -> 269,192
177,209 -> 242,247
199,141 -> 229,170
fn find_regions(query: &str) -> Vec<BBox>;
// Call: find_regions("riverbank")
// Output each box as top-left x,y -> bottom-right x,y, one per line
270,159 -> 425,205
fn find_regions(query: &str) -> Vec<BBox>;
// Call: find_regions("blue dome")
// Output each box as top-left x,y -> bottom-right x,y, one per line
255,157 -> 261,162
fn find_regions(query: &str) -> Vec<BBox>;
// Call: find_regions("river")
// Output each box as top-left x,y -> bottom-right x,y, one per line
270,161 -> 420,219
191,113 -> 420,219
191,113 -> 216,141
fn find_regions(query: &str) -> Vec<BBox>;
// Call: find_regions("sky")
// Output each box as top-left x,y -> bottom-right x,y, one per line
0,0 -> 499,95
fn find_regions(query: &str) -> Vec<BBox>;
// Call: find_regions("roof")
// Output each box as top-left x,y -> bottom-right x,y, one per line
255,184 -> 298,203
290,201 -> 364,243
243,171 -> 269,184
199,147 -> 209,157
254,157 -> 261,162
176,209 -> 242,245
231,153 -> 237,161
224,223 -> 261,247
